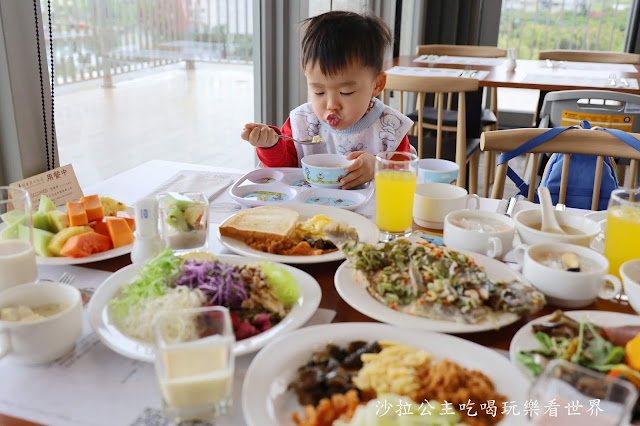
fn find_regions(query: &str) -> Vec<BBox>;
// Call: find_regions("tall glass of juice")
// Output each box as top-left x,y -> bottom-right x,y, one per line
153,306 -> 235,423
0,186 -> 37,291
604,188 -> 640,279
375,151 -> 418,241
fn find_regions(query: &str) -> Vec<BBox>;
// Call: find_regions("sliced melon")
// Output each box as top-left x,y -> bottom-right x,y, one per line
0,221 -> 20,240
163,192 -> 194,209
47,226 -> 93,256
0,209 -> 26,226
33,211 -> 53,232
33,228 -> 55,257
48,210 -> 70,233
17,224 -> 53,257
38,195 -> 57,213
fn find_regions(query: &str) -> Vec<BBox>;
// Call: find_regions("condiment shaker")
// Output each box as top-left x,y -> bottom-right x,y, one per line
131,197 -> 164,264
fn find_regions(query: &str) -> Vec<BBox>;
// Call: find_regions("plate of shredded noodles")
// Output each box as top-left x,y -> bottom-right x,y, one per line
87,249 -> 322,361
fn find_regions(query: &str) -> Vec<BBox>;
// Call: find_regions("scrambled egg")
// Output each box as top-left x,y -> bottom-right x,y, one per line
312,135 -> 325,143
295,214 -> 333,240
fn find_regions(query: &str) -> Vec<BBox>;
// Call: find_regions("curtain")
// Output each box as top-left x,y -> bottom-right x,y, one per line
421,0 -> 501,47
0,0 -> 52,186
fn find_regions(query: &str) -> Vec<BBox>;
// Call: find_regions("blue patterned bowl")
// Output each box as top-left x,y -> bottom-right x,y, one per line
301,154 -> 353,189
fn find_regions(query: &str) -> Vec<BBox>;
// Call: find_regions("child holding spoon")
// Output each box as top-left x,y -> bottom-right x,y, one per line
240,11 -> 414,190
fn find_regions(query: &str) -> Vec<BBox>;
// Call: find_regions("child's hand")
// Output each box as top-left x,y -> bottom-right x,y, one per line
241,123 -> 278,148
341,151 -> 376,190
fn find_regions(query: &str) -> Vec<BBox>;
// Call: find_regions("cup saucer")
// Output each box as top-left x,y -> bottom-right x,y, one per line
414,217 -> 444,230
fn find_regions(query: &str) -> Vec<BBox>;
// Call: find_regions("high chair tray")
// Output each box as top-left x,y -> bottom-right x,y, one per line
229,168 -> 373,210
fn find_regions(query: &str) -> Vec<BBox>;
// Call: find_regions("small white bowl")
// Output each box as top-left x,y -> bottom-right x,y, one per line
621,259 -> 640,315
301,154 -> 353,189
0,282 -> 82,365
514,208 -> 600,247
522,243 -> 621,308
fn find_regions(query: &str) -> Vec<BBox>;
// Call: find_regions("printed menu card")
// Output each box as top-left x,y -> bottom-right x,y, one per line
10,164 -> 83,210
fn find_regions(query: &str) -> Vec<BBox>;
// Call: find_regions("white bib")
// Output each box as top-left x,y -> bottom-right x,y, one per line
288,98 -> 414,165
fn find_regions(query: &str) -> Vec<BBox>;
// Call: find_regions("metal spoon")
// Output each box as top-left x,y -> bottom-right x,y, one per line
538,186 -> 565,234
276,135 -> 325,145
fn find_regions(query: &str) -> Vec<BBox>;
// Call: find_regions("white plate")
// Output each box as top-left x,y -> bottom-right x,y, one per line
87,254 -> 322,361
37,243 -> 133,265
584,211 -> 607,223
218,204 -> 379,264
242,322 -> 529,426
335,250 -> 530,333
509,310 -> 640,379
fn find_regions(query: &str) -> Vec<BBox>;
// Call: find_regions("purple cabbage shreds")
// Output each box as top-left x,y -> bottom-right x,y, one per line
174,260 -> 248,308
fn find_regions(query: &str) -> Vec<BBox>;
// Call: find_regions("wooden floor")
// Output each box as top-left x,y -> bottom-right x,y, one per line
55,62 -> 256,188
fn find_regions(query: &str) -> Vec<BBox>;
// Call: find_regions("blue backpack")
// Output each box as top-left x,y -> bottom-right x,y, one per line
498,121 -> 640,210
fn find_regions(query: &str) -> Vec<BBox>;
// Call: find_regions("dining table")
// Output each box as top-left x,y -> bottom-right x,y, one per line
1,159 -> 637,426
386,55 -> 640,94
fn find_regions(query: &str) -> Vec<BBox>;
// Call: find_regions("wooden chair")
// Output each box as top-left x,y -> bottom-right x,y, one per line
529,89 -> 640,188
414,44 -> 506,197
538,50 -> 640,64
382,73 -> 481,194
482,128 -> 640,210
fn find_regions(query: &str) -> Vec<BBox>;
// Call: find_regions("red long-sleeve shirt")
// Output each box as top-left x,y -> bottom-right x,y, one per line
256,117 -> 411,167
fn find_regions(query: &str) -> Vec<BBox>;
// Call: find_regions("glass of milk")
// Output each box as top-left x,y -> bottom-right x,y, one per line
0,187 -> 37,291
152,306 -> 235,423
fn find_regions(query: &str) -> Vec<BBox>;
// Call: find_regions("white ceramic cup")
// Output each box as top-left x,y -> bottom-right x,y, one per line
413,183 -> 480,230
443,210 -> 515,259
620,259 -> 640,315
417,159 -> 459,184
522,243 -> 622,308
0,282 -> 82,365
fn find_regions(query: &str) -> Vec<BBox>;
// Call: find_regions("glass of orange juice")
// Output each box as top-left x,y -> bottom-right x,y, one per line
604,188 -> 640,280
153,306 -> 235,423
375,151 -> 418,241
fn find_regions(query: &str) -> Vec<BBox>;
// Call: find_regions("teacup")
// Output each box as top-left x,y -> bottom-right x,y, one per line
413,183 -> 480,230
0,282 -> 82,365
620,259 -> 640,315
522,243 -> 621,308
417,159 -> 459,184
444,210 -> 515,259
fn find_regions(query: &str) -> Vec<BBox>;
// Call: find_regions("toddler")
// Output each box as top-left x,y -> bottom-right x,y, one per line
241,11 -> 413,189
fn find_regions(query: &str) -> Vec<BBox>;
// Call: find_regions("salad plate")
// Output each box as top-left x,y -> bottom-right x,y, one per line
335,249 -> 533,333
87,254 -> 322,361
509,310 -> 640,379
242,322 -> 529,426
218,204 -> 379,264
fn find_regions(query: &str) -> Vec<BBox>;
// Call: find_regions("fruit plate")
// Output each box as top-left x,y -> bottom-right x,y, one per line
229,168 -> 373,211
87,254 -> 322,361
36,243 -> 134,265
36,206 -> 135,265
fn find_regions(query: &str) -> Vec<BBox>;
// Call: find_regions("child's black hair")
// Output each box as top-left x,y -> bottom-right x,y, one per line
300,11 -> 393,77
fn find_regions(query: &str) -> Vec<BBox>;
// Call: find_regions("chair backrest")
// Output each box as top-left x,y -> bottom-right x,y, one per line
538,50 -> 640,64
382,74 -> 478,162
416,44 -> 506,58
540,90 -> 640,131
482,128 -> 640,209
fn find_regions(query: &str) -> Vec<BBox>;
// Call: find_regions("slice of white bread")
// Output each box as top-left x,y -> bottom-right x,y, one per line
219,206 -> 299,242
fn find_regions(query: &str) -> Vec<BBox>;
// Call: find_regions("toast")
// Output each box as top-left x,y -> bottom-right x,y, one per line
219,206 -> 299,243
